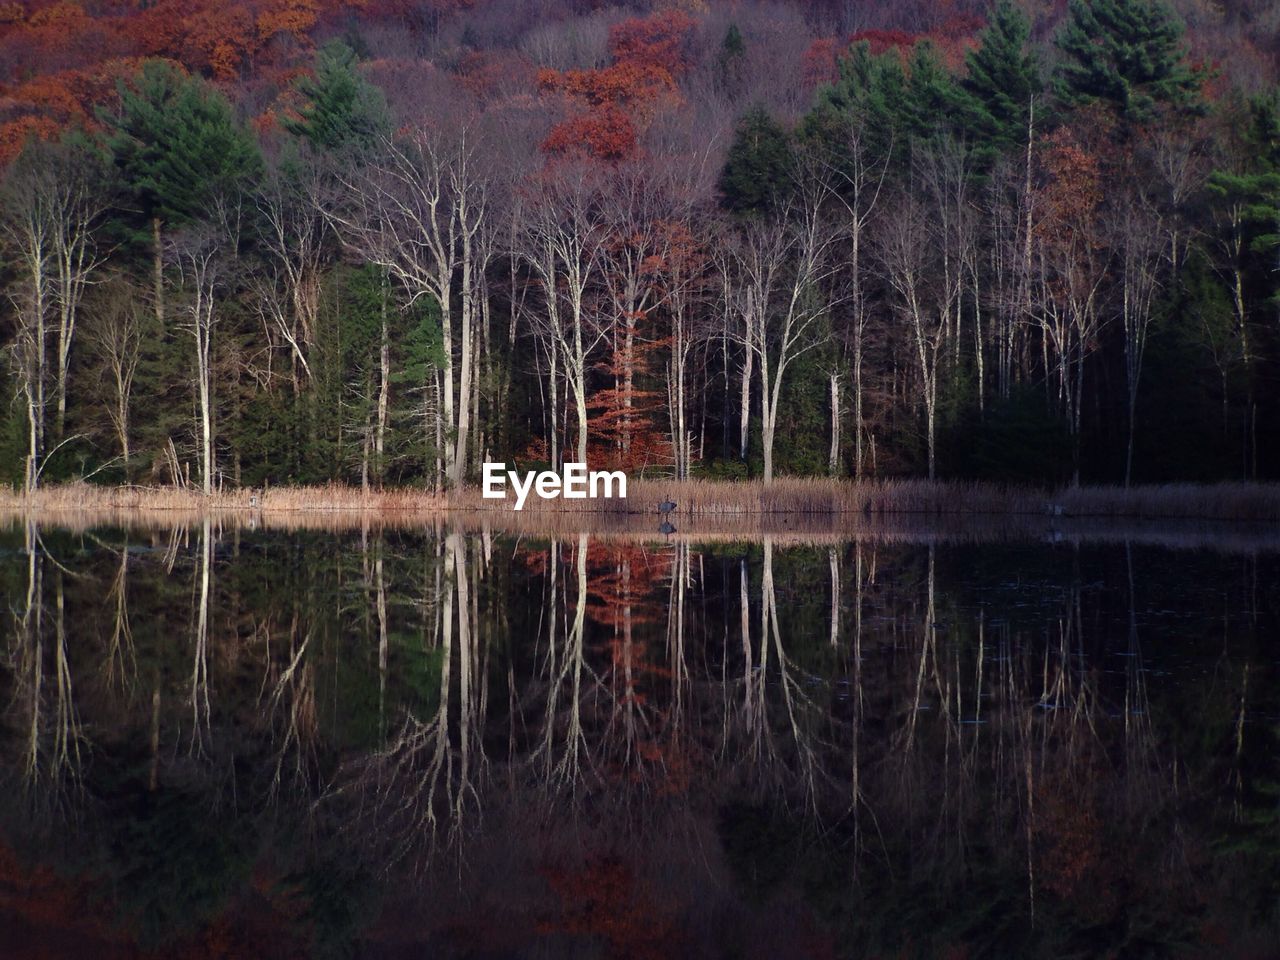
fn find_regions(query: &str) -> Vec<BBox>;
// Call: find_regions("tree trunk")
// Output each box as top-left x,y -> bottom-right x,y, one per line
152,218 -> 164,326
197,322 -> 214,495
738,343 -> 753,462
853,334 -> 864,479
829,371 -> 840,476
376,283 -> 389,487
439,281 -> 456,486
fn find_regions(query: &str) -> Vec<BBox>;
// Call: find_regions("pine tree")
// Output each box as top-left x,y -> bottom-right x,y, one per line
959,0 -> 1042,154
899,42 -> 962,144
107,61 -> 262,227
716,23 -> 746,96
1055,0 -> 1202,123
720,23 -> 745,63
801,41 -> 905,173
284,41 -> 390,153
719,106 -> 795,216
1208,92 -> 1280,306
104,61 -> 261,325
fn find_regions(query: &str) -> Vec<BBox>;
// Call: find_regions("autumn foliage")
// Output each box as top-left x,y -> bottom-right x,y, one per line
0,0 -> 353,159
536,10 -> 695,164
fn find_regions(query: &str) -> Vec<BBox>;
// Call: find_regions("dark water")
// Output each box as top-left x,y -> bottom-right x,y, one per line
1,518 -> 1278,959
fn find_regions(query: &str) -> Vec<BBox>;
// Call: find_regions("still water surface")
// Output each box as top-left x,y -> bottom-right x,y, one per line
1,516 -> 1278,959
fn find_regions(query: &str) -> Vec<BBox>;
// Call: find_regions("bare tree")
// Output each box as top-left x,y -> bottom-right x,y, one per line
828,126 -> 891,479
1,141 -> 109,490
1033,138 -> 1111,484
876,188 -> 956,480
1111,193 -> 1165,486
168,199 -> 243,495
520,163 -> 611,466
255,154 -> 330,388
326,125 -> 491,486
723,190 -> 842,484
83,279 -> 142,469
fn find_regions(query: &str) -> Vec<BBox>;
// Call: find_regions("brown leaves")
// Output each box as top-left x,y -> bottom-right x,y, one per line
607,10 -> 695,77
1036,125 -> 1104,244
541,106 -> 637,164
538,9 -> 694,165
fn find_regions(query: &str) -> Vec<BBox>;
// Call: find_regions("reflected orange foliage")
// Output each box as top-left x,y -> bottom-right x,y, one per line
539,855 -> 678,960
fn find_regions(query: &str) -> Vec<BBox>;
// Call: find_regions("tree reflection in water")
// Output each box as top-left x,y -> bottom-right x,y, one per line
0,518 -> 1277,958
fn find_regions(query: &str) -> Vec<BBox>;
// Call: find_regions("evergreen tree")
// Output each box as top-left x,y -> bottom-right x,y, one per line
106,61 -> 262,228
722,22 -> 745,58
959,0 -> 1042,154
801,41 -> 905,176
716,23 -> 747,96
1055,0 -> 1202,123
284,41 -> 390,153
899,42 -> 962,144
1208,91 -> 1280,307
719,107 -> 795,216
104,61 -> 261,325
802,40 -> 960,177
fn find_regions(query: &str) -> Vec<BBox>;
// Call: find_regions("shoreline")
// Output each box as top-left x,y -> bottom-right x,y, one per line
2,479 -> 1280,523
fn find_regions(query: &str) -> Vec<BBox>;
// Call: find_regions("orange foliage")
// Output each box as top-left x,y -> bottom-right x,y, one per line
256,0 -> 321,44
28,0 -> 91,31
539,61 -> 676,112
607,9 -> 695,76
1037,125 -> 1103,240
538,8 -> 695,165
539,855 -> 678,960
541,105 -> 637,163
1034,774 -> 1118,920
802,37 -> 840,90
0,56 -> 161,163
850,29 -> 918,56
586,319 -> 672,468
455,48 -> 532,100
583,542 -> 673,632
0,115 -> 61,164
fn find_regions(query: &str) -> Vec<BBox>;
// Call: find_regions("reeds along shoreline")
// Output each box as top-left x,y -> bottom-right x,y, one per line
2,479 -> 1280,523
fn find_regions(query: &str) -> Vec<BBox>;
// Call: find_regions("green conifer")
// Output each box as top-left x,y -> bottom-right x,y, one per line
959,0 -> 1042,152
1055,0 -> 1202,122
719,106 -> 795,216
284,41 -> 390,153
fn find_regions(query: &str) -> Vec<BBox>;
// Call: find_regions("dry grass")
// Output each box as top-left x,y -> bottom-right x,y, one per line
1053,482 -> 1280,522
2,481 -> 1279,552
1,478 -> 1279,523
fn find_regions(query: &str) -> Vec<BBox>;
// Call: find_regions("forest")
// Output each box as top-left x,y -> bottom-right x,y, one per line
2,0 -> 1280,493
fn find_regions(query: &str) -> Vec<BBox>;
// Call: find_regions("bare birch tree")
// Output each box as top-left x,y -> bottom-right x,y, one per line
1,140 -> 109,490
877,188 -> 957,480
325,126 -> 491,485
724,190 -> 842,484
520,163 -> 611,466
168,199 -> 243,495
84,279 -> 142,469
1111,193 -> 1165,486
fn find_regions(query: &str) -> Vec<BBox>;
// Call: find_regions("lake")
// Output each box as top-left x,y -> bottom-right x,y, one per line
1,515 -> 1277,959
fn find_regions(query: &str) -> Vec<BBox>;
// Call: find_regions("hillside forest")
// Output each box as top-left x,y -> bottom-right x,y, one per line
3,0 -> 1280,492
